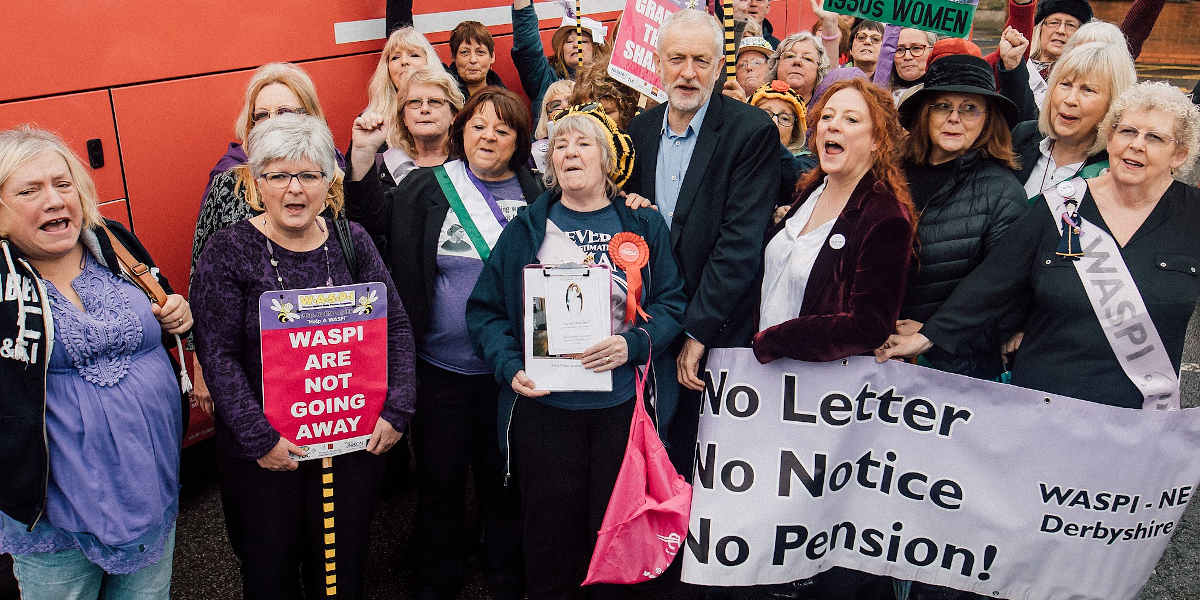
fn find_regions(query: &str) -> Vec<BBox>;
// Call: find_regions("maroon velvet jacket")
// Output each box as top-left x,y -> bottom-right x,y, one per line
751,172 -> 915,364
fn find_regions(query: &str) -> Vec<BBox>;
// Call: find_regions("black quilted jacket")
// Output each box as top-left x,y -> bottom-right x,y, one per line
902,151 -> 1028,378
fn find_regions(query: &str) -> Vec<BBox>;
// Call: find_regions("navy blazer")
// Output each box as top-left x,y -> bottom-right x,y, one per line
752,172 -> 915,363
625,93 -> 781,348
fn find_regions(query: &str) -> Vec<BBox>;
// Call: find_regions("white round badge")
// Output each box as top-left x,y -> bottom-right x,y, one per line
1055,180 -> 1076,199
829,233 -> 846,250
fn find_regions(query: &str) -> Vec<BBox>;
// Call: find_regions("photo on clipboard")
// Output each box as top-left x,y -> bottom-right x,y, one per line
523,264 -> 614,391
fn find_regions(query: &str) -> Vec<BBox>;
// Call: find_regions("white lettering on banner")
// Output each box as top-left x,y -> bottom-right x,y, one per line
680,349 -> 1200,600
294,415 -> 363,440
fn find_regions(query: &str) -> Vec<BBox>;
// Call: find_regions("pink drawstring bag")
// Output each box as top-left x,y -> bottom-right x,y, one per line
582,342 -> 692,585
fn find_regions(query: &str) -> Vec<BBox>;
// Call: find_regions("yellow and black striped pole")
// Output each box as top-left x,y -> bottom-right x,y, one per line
321,457 -> 337,597
576,0 -> 584,72
722,0 -> 736,79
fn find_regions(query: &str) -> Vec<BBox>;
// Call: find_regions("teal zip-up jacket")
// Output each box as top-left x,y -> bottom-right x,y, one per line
511,3 -> 571,129
466,189 -> 687,471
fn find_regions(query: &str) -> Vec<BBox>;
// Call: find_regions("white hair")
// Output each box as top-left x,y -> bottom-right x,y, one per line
247,113 -> 338,179
657,8 -> 724,59
1099,81 -> 1200,178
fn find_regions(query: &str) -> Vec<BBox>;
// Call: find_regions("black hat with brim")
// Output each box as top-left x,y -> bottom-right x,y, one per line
898,54 -> 1019,130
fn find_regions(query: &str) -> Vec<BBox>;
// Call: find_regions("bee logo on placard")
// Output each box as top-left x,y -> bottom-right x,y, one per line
270,298 -> 300,323
353,289 -> 379,315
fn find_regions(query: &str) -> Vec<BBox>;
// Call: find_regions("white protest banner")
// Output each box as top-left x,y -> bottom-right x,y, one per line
680,349 -> 1200,599
607,0 -> 689,101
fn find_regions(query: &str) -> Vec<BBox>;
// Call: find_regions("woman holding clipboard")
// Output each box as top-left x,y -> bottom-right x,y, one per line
467,104 -> 687,599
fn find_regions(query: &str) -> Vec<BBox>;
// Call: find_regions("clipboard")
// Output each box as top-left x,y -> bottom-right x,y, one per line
522,263 -> 614,392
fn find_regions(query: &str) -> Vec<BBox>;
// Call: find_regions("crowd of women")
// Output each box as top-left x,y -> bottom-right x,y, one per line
1,0 -> 1198,599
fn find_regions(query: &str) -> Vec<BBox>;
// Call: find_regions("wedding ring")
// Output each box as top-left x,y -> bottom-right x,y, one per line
605,355 -> 612,363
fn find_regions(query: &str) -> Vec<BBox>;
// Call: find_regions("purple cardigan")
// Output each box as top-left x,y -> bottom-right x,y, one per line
190,219 -> 416,460
752,172 -> 915,363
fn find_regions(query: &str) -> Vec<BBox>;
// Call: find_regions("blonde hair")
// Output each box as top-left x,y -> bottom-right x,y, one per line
386,68 -> 465,156
1061,20 -> 1126,56
543,113 -> 617,197
1038,42 -> 1136,156
536,80 -> 576,139
240,114 -> 346,215
365,27 -> 445,120
234,63 -> 327,142
0,126 -> 104,233
1099,81 -> 1200,178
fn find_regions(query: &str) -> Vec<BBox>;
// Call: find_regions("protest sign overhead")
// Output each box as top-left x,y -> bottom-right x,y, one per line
823,0 -> 977,38
258,283 -> 389,460
681,349 -> 1200,600
607,0 -> 690,101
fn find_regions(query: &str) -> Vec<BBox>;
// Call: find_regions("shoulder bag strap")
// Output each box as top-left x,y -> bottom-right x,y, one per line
99,224 -> 167,305
333,214 -> 358,280
433,164 -> 493,261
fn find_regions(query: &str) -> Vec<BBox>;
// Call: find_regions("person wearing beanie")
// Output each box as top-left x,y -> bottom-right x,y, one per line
751,81 -> 818,214
735,36 -> 775,98
984,0 -> 1164,113
466,102 -> 687,600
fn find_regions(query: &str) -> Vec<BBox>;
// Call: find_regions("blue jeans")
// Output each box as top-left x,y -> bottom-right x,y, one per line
11,527 -> 174,600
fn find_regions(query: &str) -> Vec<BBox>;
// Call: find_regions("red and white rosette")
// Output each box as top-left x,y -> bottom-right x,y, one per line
609,232 -> 651,324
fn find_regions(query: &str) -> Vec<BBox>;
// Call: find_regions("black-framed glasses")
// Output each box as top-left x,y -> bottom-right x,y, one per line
252,106 -> 306,124
896,44 -> 929,58
762,110 -> 796,127
929,102 -> 985,121
259,171 -> 326,189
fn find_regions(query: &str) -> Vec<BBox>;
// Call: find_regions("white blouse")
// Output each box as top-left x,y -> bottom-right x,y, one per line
759,179 -> 837,331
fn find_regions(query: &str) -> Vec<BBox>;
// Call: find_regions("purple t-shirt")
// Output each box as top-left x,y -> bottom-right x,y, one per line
419,176 -> 527,374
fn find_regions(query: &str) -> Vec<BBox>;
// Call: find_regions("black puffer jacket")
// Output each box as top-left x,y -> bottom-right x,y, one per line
902,151 -> 1027,378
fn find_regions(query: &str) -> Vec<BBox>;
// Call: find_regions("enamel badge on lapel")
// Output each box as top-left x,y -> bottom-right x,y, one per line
829,233 -> 846,250
1054,180 -> 1084,260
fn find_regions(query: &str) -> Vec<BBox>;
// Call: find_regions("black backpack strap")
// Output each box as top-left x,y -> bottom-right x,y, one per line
334,213 -> 358,280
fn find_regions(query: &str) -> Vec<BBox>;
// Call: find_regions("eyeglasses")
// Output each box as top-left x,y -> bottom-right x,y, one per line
1112,124 -> 1177,149
737,57 -> 767,69
762,110 -> 796,127
404,97 -> 448,110
854,32 -> 883,45
1042,18 -> 1080,33
896,44 -> 929,58
252,106 -> 306,124
929,101 -> 985,121
259,171 -> 326,189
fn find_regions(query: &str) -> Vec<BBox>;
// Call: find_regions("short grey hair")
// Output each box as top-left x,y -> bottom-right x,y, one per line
543,114 -> 617,197
768,32 -> 830,96
247,113 -> 339,179
1099,81 -> 1200,179
1061,20 -> 1124,56
657,8 -> 723,59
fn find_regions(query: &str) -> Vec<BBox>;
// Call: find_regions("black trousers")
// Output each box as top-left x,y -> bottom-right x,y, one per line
411,360 -> 523,596
512,397 -> 645,600
217,445 -> 383,600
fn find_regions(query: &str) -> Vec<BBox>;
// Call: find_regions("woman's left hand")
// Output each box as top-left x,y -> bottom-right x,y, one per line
366,418 -> 403,455
621,192 -> 657,211
579,335 -> 629,372
152,294 -> 192,335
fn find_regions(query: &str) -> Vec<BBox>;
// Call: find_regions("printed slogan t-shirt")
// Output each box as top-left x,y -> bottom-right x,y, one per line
421,176 -> 526,374
535,201 -> 635,410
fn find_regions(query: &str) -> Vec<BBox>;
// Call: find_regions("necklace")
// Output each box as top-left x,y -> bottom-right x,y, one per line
261,216 -> 333,289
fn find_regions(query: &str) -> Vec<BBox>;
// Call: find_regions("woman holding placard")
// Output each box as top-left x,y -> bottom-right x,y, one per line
347,86 -> 538,600
191,113 -> 415,600
878,81 -> 1200,411
0,126 -> 190,600
466,104 -> 687,599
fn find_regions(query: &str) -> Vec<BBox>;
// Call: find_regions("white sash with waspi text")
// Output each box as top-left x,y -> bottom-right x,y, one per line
1043,179 -> 1180,410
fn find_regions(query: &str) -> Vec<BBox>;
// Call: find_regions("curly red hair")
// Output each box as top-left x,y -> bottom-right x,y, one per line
797,78 -> 915,232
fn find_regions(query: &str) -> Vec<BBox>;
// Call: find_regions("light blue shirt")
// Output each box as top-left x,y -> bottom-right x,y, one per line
654,97 -> 711,229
